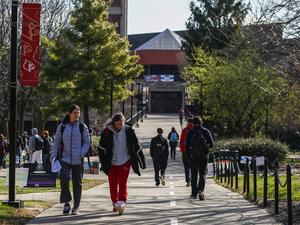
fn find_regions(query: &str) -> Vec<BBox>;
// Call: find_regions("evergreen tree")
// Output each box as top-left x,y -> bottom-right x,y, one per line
183,0 -> 248,58
45,0 -> 143,125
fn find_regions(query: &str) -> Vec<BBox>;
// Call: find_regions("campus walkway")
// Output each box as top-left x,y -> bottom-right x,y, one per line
25,114 -> 280,225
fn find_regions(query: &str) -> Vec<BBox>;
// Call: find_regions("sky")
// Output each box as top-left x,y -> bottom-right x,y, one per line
128,0 -> 192,34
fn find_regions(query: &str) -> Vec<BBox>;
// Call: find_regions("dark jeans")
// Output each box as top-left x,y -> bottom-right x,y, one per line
60,160 -> 83,208
0,154 -> 4,167
170,142 -> 177,160
182,153 -> 191,183
190,159 -> 207,196
153,159 -> 167,184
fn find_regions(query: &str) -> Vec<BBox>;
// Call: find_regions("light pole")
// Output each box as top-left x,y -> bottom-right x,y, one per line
3,0 -> 22,208
110,79 -> 113,117
135,82 -> 140,127
140,82 -> 144,122
130,83 -> 133,127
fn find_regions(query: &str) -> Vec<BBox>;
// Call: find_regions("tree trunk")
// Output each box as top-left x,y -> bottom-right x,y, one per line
84,104 -> 90,128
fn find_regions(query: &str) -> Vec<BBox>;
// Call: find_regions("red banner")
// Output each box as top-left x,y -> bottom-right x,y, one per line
20,3 -> 41,86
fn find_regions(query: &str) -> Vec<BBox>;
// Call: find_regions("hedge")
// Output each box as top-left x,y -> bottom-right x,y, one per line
210,138 -> 289,162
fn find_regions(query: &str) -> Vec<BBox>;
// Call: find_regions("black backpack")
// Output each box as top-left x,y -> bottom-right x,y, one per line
190,129 -> 209,160
35,136 -> 44,151
155,136 -> 167,157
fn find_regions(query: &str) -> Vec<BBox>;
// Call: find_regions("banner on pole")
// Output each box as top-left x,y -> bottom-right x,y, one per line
20,3 -> 41,86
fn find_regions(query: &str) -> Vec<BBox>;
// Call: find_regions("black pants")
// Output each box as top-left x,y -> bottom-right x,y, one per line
182,153 -> 191,183
170,142 -> 177,160
0,154 -> 4,167
60,160 -> 82,208
153,159 -> 167,184
190,159 -> 207,196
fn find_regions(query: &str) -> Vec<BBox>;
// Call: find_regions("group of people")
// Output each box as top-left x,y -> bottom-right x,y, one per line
0,129 -> 53,170
2,104 -> 213,217
49,105 -> 146,216
150,117 -> 213,200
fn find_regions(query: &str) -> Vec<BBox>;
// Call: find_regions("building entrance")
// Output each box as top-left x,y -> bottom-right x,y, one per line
151,92 -> 182,113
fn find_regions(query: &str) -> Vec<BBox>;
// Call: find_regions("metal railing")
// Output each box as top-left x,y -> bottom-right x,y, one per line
214,153 -> 293,225
125,107 -> 146,128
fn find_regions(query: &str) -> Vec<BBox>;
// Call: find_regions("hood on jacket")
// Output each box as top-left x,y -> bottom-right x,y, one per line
107,124 -> 125,134
31,128 -> 38,135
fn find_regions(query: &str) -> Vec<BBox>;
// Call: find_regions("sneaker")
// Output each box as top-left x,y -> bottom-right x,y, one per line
63,203 -> 71,215
189,194 -> 197,199
160,176 -> 165,186
155,181 -> 160,186
71,207 -> 80,215
198,192 -> 205,201
113,202 -> 118,212
118,201 -> 126,215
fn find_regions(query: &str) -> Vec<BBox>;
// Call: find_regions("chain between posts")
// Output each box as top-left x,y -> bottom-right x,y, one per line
213,152 -> 293,225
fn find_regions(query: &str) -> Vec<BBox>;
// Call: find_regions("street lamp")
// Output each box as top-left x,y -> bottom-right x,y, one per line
135,81 -> 140,127
130,83 -> 134,127
110,79 -> 113,117
3,0 -> 23,208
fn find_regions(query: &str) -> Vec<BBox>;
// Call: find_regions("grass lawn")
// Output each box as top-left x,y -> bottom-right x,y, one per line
0,178 -> 105,195
216,174 -> 300,202
0,200 -> 56,225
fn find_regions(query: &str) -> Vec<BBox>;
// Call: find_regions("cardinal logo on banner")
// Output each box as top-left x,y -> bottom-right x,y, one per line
20,3 -> 41,87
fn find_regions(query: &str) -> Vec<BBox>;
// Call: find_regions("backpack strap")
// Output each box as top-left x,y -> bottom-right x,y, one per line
79,122 -> 84,146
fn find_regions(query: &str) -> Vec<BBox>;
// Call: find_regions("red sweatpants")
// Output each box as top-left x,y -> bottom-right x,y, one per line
108,160 -> 131,203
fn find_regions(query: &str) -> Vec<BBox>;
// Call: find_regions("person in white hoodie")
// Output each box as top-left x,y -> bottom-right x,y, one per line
29,128 -> 43,171
98,112 -> 146,215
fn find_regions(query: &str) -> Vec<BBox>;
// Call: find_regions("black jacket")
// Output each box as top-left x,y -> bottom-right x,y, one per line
98,125 -> 146,176
150,135 -> 169,160
185,125 -> 213,159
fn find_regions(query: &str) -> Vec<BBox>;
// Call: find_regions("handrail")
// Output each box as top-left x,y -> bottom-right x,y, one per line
213,153 -> 293,225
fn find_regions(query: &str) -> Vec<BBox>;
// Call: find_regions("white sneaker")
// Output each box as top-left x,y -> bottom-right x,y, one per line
113,202 -> 118,212
117,201 -> 126,215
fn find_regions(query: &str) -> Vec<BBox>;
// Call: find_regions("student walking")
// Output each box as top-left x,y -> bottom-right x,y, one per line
179,118 -> 193,187
150,128 -> 169,186
0,134 -> 7,170
51,104 -> 90,216
185,117 -> 213,200
42,130 -> 53,172
179,108 -> 184,128
29,128 -> 43,171
167,127 -> 179,160
98,113 -> 146,215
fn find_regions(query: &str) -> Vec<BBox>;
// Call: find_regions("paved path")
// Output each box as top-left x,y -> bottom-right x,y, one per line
26,114 -> 280,224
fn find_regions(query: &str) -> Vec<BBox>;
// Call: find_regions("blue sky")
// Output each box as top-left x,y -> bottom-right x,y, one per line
128,0 -> 192,34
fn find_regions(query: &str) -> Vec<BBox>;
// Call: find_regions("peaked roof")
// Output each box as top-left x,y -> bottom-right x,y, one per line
135,29 -> 183,51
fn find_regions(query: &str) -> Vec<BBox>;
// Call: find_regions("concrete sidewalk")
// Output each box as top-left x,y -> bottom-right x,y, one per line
26,114 -> 280,225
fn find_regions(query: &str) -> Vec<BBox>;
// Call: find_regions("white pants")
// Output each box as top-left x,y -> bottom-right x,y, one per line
30,150 -> 42,164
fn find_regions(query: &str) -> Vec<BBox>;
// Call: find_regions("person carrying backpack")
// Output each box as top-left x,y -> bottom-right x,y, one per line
185,116 -> 213,200
180,118 -> 194,187
51,104 -> 90,216
98,112 -> 146,215
42,130 -> 53,172
29,128 -> 43,171
167,127 -> 179,160
150,128 -> 169,186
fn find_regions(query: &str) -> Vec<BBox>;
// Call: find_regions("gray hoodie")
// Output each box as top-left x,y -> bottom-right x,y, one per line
51,121 -> 90,165
108,125 -> 130,166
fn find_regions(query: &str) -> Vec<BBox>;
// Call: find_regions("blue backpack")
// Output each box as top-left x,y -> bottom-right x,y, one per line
170,132 -> 177,142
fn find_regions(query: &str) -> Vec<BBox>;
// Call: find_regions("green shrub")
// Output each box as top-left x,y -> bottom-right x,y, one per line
211,138 -> 288,162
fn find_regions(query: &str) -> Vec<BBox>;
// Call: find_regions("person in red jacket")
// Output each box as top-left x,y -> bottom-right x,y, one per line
179,118 -> 193,187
